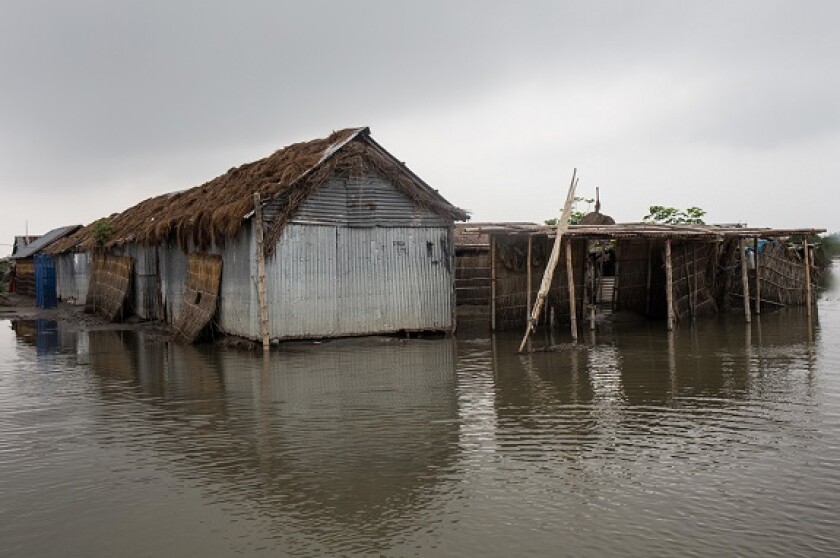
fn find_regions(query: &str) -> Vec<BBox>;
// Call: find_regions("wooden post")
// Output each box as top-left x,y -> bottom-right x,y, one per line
253,192 -> 270,351
645,240 -> 652,317
519,169 -> 578,352
804,239 -> 812,319
588,241 -> 596,330
526,235 -> 533,327
753,237 -> 761,315
565,240 -> 578,341
665,239 -> 675,331
740,238 -> 751,323
490,234 -> 497,330
612,242 -> 620,311
683,245 -> 694,318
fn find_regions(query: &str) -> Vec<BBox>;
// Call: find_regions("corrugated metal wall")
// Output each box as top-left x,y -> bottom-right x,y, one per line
217,226 -> 257,339
266,224 -> 454,339
264,176 -> 446,228
55,253 -> 90,305
122,244 -> 161,320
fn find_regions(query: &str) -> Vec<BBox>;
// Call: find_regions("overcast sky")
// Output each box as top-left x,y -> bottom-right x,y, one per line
2,1 -> 838,256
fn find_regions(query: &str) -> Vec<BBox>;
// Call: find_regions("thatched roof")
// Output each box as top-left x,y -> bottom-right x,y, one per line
50,127 -> 468,254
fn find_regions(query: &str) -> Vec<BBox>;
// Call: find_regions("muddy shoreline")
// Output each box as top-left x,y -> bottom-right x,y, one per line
0,293 -> 173,341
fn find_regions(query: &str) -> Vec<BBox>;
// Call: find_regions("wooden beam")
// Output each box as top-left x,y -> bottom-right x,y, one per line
740,238 -> 751,322
645,240 -> 652,317
253,192 -> 270,351
665,239 -> 675,331
754,237 -> 761,315
490,234 -> 497,331
804,239 -> 813,319
526,235 -> 533,327
566,240 -> 578,341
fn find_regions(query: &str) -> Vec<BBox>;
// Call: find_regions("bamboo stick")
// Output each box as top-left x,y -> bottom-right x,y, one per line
566,240 -> 578,341
491,234 -> 496,330
754,237 -> 761,315
804,239 -> 812,318
665,239 -> 675,331
740,238 -> 751,322
645,240 -> 652,317
253,193 -> 270,351
526,235 -> 533,327
519,169 -> 578,352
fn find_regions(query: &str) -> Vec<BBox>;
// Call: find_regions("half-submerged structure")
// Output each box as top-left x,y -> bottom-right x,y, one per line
49,127 -> 468,342
455,221 -> 826,337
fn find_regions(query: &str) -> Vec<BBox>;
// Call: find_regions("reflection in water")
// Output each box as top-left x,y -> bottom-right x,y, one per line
2,288 -> 840,557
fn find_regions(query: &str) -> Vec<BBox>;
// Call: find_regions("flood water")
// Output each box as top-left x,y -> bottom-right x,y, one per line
2,269 -> 839,557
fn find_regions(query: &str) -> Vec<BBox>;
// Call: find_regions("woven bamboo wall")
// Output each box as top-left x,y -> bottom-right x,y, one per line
85,255 -> 134,321
15,260 -> 35,298
173,253 -> 223,344
492,235 -> 586,331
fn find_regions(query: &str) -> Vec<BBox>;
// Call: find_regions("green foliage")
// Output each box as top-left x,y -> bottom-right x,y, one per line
545,196 -> 595,226
92,219 -> 114,249
643,205 -> 706,225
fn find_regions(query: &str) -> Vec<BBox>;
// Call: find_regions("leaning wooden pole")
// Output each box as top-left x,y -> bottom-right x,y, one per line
253,193 -> 271,351
565,240 -> 578,341
518,169 -> 578,352
665,239 -> 675,331
740,237 -> 751,323
804,238 -> 813,319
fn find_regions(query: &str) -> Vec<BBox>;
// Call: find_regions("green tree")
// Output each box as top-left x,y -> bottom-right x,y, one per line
545,196 -> 595,226
643,205 -> 706,225
92,219 -> 114,249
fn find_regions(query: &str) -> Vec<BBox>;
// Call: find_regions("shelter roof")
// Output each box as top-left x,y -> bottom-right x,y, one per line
11,225 -> 82,259
50,127 -> 469,254
474,222 -> 826,240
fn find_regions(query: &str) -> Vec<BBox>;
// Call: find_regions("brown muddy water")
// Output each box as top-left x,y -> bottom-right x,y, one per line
2,268 -> 839,557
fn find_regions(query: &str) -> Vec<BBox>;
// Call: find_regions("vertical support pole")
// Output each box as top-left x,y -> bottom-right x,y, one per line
526,235 -> 533,327
740,237 -> 751,322
645,240 -> 653,317
588,241 -> 596,330
565,240 -> 578,341
753,237 -> 761,315
612,242 -> 620,311
665,239 -> 675,331
490,234 -> 497,331
253,192 -> 270,351
804,239 -> 812,319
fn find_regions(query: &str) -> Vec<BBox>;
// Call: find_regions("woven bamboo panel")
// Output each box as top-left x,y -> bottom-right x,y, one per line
85,255 -> 134,321
173,253 -> 223,344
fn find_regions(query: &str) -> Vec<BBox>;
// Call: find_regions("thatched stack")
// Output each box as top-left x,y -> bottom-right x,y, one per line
49,127 -> 468,255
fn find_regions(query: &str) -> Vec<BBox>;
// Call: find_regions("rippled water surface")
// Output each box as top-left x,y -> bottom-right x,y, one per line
2,269 -> 840,557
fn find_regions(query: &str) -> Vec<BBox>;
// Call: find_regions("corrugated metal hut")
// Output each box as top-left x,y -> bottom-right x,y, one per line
10,225 -> 81,299
49,127 -> 469,341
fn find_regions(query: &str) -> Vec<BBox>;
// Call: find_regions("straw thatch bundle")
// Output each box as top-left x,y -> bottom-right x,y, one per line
50,127 -> 468,255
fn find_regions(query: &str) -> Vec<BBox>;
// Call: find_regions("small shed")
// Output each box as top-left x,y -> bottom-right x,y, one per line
10,225 -> 81,300
50,127 -> 469,341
